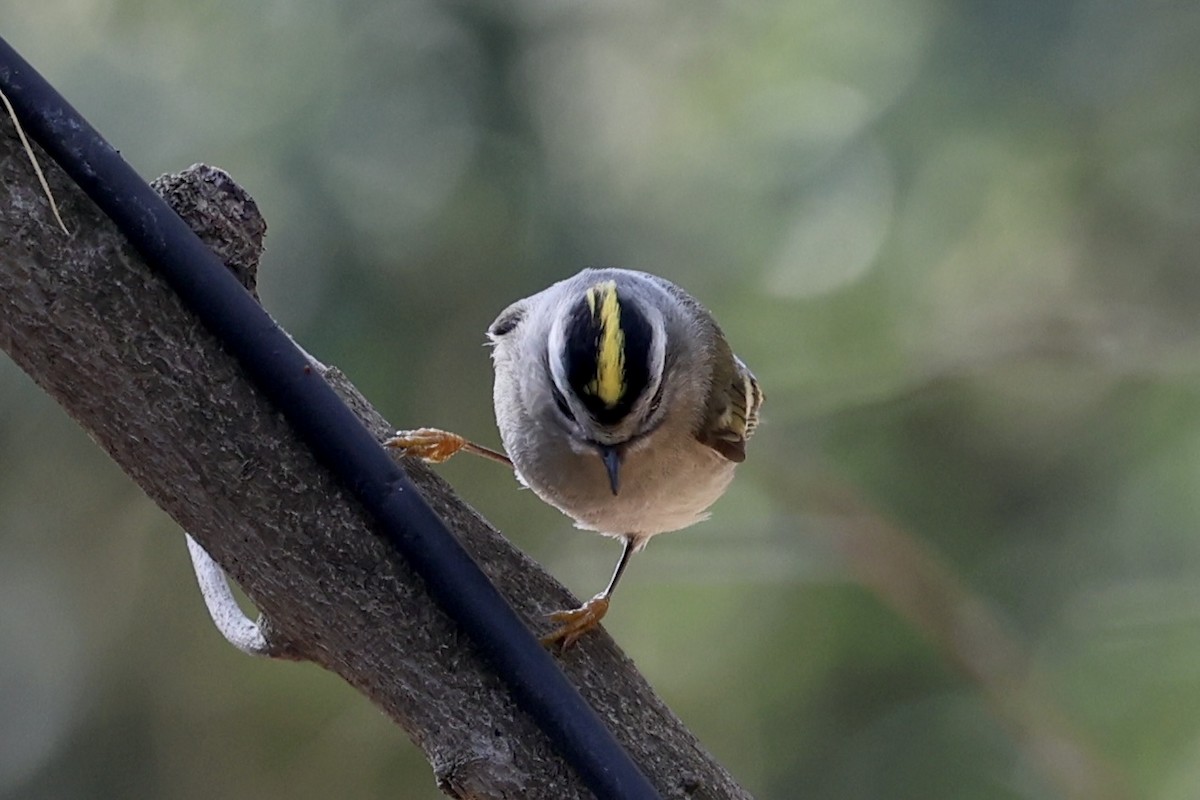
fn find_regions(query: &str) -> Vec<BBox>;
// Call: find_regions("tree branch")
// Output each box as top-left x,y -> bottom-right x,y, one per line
0,116 -> 751,800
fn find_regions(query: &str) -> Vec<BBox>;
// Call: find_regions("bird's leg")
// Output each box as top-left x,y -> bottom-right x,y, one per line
385,427 -> 512,467
542,535 -> 638,650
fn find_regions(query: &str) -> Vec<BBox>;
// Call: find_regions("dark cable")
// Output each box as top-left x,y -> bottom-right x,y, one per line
0,37 -> 660,800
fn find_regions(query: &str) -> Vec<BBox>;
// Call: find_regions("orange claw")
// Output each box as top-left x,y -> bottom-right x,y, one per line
384,428 -> 467,463
541,595 -> 611,650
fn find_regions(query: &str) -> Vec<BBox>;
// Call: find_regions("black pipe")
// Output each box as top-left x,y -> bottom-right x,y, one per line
0,37 -> 660,800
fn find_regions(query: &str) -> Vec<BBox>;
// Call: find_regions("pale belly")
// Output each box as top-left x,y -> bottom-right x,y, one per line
507,426 -> 737,539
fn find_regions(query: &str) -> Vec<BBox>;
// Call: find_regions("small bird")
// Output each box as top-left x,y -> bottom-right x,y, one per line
387,268 -> 762,648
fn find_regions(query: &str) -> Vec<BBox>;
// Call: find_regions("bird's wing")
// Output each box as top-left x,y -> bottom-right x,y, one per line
696,354 -> 763,463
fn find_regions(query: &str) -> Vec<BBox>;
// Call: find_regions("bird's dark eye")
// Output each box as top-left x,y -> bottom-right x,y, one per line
647,381 -> 665,416
551,382 -> 577,423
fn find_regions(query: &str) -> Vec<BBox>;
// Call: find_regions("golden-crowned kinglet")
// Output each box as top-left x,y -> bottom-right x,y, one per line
388,268 -> 762,648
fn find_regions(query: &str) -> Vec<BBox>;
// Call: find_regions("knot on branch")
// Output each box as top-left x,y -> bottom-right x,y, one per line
151,164 -> 266,296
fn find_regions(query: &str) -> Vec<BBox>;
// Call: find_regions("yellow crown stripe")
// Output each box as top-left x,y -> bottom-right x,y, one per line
585,281 -> 625,407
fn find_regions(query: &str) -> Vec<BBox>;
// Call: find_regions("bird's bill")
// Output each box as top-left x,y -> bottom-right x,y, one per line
600,445 -> 622,496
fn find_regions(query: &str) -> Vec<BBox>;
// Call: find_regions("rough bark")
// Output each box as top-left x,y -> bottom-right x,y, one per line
0,116 -> 752,800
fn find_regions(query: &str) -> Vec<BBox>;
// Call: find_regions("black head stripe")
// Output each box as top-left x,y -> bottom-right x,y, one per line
563,299 -> 600,408
615,301 -> 653,412
562,292 -> 654,426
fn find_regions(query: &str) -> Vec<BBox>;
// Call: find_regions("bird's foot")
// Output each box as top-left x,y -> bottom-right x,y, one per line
541,594 -> 611,650
384,428 -> 467,463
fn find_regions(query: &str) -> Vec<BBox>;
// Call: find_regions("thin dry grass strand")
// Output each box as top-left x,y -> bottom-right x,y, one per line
0,86 -> 69,235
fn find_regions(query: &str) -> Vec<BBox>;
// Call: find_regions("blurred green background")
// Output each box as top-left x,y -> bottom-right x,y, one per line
3,1 -> 1200,798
